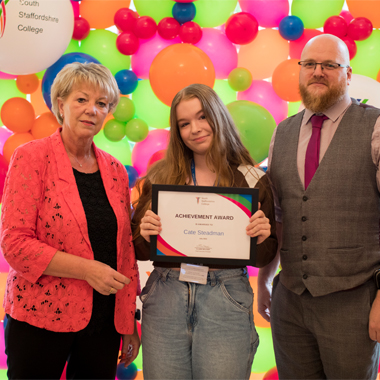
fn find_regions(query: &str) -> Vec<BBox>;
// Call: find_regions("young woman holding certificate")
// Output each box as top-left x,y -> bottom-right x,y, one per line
132,84 -> 277,380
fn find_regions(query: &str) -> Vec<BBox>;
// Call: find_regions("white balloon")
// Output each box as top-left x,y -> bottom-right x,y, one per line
0,0 -> 73,75
348,74 -> 380,108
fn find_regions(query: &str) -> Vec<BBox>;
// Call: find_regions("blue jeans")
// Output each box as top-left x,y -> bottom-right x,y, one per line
140,267 -> 259,380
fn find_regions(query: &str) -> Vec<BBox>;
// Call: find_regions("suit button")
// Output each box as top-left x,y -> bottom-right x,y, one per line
303,274 -> 308,279
302,216 -> 307,222
302,236 -> 307,241
303,255 -> 307,260
303,196 -> 308,201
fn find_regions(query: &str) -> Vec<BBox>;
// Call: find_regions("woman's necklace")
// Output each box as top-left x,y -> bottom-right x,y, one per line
68,151 -> 91,168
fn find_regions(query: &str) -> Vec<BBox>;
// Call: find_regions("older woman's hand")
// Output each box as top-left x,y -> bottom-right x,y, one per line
246,203 -> 271,244
140,209 -> 162,243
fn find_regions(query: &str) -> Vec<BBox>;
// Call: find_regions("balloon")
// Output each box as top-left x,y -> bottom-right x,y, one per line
0,151 -> 8,202
0,127 -> 13,155
350,30 -> 380,80
272,59 -> 301,102
16,74 -> 39,95
228,68 -> 252,92
131,34 -> 181,79
64,39 -> 81,55
179,22 -> 202,44
251,327 -> 276,373
80,30 -> 131,76
279,16 -> 304,41
158,17 -> 181,40
289,29 -> 323,60
1,97 -> 35,133
113,97 -> 135,123
172,2 -> 196,24
263,367 -> 279,380
125,118 -> 149,142
31,112 -> 60,140
341,36 -> 357,60
291,0 -> 345,29
225,12 -> 259,45
3,132 -> 34,163
125,165 -> 139,188
340,10 -> 354,25
30,80 -> 50,117
213,80 -> 237,105
72,17 -> 90,41
115,70 -> 138,95
79,0 -> 131,29
238,29 -> 289,80
149,44 -> 215,106
132,80 -> 170,129
0,79 -> 26,126
132,129 -> 170,175
227,100 -> 276,163
0,72 -> 17,80
347,17 -> 373,41
42,53 -> 100,110
93,133 -> 132,166
249,277 -> 270,329
134,0 -> 173,24
323,16 -> 348,39
147,149 -> 166,168
114,8 -> 139,33
348,74 -> 380,108
347,0 -> 380,29
239,0 -> 289,28
288,101 -> 302,117
116,32 -> 140,56
193,0 -> 237,28
116,362 -> 137,380
195,28 -> 237,79
103,119 -> 127,142
134,16 -> 157,40
0,0 -> 74,75
238,80 -> 288,125
71,0 -> 80,18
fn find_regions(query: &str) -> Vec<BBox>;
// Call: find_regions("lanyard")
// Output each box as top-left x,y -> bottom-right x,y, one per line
191,159 -> 197,186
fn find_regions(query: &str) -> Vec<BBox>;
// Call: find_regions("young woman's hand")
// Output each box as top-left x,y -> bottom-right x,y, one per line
140,210 -> 162,242
246,203 -> 271,244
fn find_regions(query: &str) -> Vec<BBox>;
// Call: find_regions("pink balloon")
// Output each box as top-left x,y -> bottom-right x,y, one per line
131,35 -> 181,79
0,72 -> 17,80
340,10 -> 354,25
0,321 -> 6,369
71,0 -> 79,18
195,28 -> 237,79
131,129 -> 170,175
247,265 -> 259,277
239,0 -> 289,28
0,127 -> 13,155
289,29 -> 323,59
0,252 -> 9,273
238,80 -> 288,125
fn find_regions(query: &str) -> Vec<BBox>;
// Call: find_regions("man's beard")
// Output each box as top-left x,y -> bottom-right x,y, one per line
299,78 -> 346,113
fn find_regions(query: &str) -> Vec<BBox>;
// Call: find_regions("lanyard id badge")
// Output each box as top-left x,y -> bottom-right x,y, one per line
179,263 -> 209,284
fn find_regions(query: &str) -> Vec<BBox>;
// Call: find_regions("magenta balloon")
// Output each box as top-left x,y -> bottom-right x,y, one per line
0,252 -> 9,273
195,28 -> 237,79
0,127 -> 13,155
0,72 -> 17,80
71,0 -> 79,18
131,35 -> 181,79
131,129 -> 170,175
239,0 -> 289,28
238,80 -> 288,125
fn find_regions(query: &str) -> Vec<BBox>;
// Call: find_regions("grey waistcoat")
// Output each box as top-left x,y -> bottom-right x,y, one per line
271,99 -> 380,296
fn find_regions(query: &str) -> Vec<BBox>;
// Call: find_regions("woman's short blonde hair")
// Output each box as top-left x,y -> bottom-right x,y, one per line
50,62 -> 120,125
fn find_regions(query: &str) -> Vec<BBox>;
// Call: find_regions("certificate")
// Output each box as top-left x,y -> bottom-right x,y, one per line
150,184 -> 259,266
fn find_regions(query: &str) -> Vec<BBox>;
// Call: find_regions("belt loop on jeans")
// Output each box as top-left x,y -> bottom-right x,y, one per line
209,271 -> 217,287
160,268 -> 171,282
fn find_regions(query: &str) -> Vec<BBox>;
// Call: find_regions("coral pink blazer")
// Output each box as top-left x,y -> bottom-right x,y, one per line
1,130 -> 138,334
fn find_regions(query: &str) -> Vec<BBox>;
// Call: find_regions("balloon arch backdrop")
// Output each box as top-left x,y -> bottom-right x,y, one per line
1,0 -> 380,379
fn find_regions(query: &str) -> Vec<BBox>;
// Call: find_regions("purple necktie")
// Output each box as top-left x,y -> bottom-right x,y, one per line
304,114 -> 328,189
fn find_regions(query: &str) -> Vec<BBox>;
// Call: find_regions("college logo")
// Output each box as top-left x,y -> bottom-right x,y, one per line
0,0 -> 9,38
196,197 -> 200,204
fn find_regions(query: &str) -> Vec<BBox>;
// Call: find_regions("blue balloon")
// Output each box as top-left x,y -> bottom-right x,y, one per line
116,362 -> 138,380
42,53 -> 100,110
125,165 -> 139,188
3,314 -> 8,331
279,16 -> 304,41
115,70 -> 138,95
172,2 -> 196,24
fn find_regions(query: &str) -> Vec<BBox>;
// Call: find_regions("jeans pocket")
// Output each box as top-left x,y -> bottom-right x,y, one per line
139,269 -> 160,305
220,275 -> 253,314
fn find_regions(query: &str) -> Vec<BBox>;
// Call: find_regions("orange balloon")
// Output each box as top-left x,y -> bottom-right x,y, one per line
249,276 -> 270,329
272,59 -> 301,102
131,178 -> 144,205
0,273 -> 8,318
149,44 -> 215,106
238,28 -> 289,80
30,80 -> 50,117
80,0 -> 131,29
1,97 -> 35,133
16,74 -> 39,94
347,0 -> 380,28
3,132 -> 34,163
31,112 -> 60,140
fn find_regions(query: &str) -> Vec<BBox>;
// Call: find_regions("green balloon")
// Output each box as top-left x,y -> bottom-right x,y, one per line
251,327 -> 276,374
103,119 -> 126,142
291,0 -> 344,29
126,118 -> 149,142
351,30 -> 380,80
35,70 -> 45,80
134,0 -> 173,23
133,348 -> 143,370
288,101 -> 302,117
93,131 -> 132,165
113,97 -> 135,122
80,30 -> 130,76
132,80 -> 170,129
227,100 -> 276,163
0,79 -> 26,125
194,0 -> 237,28
213,79 -> 237,105
64,39 -> 80,55
228,68 -> 253,92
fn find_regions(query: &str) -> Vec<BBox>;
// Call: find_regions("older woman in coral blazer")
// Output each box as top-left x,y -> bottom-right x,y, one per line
1,62 -> 139,380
